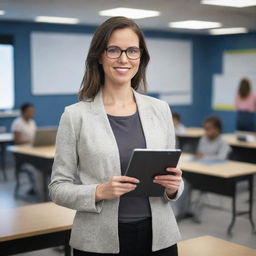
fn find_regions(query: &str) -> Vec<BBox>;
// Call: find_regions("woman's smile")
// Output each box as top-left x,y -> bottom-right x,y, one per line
113,66 -> 131,75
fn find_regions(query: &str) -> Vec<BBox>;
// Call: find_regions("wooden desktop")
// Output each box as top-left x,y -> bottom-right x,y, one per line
0,202 -> 75,256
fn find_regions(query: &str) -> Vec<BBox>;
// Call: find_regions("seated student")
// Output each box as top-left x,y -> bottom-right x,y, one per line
11,103 -> 36,145
196,115 -> 231,161
174,115 -> 231,221
172,112 -> 186,135
11,103 -> 37,194
0,126 -> 6,133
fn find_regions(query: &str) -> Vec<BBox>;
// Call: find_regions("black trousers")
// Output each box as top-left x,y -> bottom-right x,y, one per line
236,111 -> 255,131
73,218 -> 178,256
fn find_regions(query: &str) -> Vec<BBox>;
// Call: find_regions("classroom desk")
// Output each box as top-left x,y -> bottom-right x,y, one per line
0,202 -> 75,256
223,133 -> 256,163
178,130 -> 256,162
7,146 -> 256,234
223,133 -> 256,148
0,133 -> 14,181
177,127 -> 204,153
181,127 -> 205,137
8,145 -> 55,201
178,235 -> 256,256
180,154 -> 256,235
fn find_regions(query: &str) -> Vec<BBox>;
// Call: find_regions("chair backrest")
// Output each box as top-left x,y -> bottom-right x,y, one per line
0,126 -> 6,133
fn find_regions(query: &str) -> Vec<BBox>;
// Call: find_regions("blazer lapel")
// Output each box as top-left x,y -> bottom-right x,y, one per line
89,90 -> 122,176
133,90 -> 156,149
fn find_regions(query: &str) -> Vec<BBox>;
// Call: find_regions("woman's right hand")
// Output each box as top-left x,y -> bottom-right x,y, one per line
95,176 -> 140,201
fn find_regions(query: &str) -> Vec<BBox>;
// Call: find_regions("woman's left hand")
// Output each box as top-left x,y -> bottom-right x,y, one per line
153,167 -> 182,198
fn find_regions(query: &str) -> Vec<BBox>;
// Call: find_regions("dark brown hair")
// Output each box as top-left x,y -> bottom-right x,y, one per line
204,115 -> 222,132
78,16 -> 150,100
238,78 -> 251,99
21,103 -> 34,113
172,112 -> 181,121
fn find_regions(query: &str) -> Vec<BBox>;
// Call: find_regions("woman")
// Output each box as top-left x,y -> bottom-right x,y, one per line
49,16 -> 183,256
235,78 -> 256,131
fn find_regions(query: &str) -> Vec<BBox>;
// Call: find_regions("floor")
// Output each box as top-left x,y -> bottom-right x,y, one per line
0,153 -> 256,255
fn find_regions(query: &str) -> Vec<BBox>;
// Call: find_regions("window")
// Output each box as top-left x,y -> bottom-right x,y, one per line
0,35 -> 14,110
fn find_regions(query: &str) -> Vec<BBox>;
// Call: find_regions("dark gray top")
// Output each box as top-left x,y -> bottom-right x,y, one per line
108,111 -> 152,223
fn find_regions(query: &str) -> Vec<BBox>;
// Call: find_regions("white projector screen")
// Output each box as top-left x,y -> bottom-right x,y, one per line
31,32 -> 192,105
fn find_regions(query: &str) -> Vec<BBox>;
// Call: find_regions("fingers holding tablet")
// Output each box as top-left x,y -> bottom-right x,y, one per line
96,176 -> 140,201
153,167 -> 183,196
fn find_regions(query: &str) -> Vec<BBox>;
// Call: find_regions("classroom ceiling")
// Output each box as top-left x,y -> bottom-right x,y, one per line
0,0 -> 256,34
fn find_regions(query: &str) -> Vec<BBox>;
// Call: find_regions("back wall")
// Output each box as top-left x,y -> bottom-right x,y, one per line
0,20 -> 255,133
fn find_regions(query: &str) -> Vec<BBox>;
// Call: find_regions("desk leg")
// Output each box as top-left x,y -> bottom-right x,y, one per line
42,170 -> 48,202
65,244 -> 71,256
228,182 -> 236,235
64,229 -> 71,256
249,176 -> 255,232
14,155 -> 22,197
0,143 -> 7,181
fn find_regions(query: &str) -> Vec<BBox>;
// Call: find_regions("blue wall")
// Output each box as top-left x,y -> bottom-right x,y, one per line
0,20 -> 256,132
0,21 -> 96,131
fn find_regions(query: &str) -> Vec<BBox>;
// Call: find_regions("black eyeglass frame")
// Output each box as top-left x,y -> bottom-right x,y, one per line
105,46 -> 143,60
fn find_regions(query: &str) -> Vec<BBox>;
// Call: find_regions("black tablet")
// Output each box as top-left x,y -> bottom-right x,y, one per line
124,149 -> 182,197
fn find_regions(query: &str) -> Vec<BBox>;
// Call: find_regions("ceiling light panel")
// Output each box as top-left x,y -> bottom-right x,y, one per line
209,27 -> 248,35
201,0 -> 256,8
99,8 -> 160,19
35,16 -> 79,24
169,20 -> 222,30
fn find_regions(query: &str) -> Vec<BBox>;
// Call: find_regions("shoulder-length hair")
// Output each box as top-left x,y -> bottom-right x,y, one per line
78,16 -> 150,101
238,78 -> 251,99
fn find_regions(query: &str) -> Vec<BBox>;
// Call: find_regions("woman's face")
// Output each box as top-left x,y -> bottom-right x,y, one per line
101,28 -> 140,88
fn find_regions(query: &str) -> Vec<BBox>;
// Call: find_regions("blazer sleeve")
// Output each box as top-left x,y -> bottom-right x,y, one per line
48,108 -> 104,213
162,102 -> 184,202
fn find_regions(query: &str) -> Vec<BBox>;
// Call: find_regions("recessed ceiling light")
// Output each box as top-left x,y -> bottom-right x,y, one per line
201,0 -> 256,8
0,10 -> 5,15
35,16 -> 79,24
169,20 -> 222,30
209,27 -> 248,35
99,7 -> 160,19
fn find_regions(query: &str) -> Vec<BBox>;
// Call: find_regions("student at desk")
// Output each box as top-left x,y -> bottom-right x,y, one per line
196,115 -> 231,161
11,103 -> 37,145
49,17 -> 183,256
11,103 -> 37,194
175,116 -> 230,221
172,112 -> 186,136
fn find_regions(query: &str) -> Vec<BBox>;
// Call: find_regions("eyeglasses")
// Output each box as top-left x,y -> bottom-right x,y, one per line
105,46 -> 142,60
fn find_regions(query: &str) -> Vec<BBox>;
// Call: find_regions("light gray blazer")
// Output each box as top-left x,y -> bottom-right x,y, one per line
49,89 -> 184,253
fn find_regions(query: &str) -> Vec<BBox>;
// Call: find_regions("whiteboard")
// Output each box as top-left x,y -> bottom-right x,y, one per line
31,32 -> 192,105
212,50 -> 256,110
146,38 -> 192,94
31,32 -> 92,95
